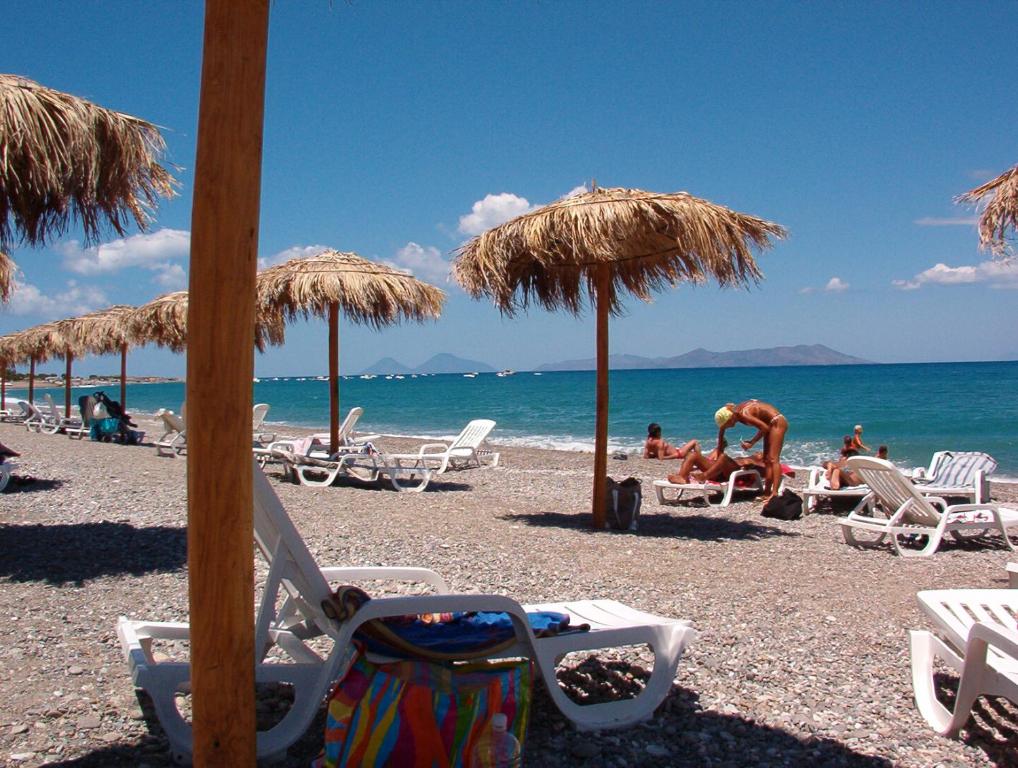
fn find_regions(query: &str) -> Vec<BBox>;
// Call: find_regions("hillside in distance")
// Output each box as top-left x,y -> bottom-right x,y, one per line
536,344 -> 871,371
360,353 -> 495,375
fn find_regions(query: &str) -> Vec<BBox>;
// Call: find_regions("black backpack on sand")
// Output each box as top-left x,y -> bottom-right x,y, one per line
606,476 -> 643,531
761,488 -> 803,521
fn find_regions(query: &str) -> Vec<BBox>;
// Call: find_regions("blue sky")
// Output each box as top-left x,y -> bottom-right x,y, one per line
2,1 -> 1016,377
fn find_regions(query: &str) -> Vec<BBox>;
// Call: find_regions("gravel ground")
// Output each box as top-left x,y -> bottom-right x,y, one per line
0,416 -> 1016,767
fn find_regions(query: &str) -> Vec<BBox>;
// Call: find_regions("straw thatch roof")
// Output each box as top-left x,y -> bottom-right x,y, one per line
0,333 -> 22,363
957,163 -> 1018,256
0,74 -> 176,250
8,321 -> 81,363
128,290 -> 284,353
0,250 -> 14,301
453,186 -> 786,315
54,304 -> 134,356
257,249 -> 445,328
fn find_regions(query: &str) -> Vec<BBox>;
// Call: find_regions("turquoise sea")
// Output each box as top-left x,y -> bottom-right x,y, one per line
45,360 -> 1018,477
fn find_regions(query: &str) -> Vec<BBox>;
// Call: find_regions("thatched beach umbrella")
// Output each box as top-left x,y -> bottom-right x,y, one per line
0,252 -> 14,302
957,163 -> 1018,256
54,305 -> 134,408
0,74 -> 177,301
9,321 -> 81,411
127,290 -> 284,354
453,185 -> 785,529
0,333 -> 23,410
257,249 -> 445,453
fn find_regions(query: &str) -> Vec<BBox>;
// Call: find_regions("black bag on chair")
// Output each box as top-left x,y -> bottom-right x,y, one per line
761,488 -> 803,520
606,476 -> 642,531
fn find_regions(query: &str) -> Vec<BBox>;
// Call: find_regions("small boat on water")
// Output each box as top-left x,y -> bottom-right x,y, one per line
533,372 -> 542,376
395,375 -> 405,380
253,377 -> 260,383
463,372 -> 477,378
496,369 -> 515,377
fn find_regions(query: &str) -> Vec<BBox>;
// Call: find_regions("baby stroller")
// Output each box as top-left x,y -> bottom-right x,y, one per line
88,391 -> 143,445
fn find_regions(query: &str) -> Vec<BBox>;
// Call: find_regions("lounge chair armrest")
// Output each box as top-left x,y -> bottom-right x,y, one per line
924,496 -> 948,511
416,442 -> 450,456
967,620 -> 1018,660
350,593 -> 529,626
318,566 -> 450,592
943,503 -> 1002,514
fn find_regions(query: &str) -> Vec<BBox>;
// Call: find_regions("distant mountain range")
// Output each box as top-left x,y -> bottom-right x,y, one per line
359,353 -> 496,375
536,344 -> 871,371
361,344 -> 870,375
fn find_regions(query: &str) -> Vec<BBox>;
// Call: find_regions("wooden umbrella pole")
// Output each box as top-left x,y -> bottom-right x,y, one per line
1,360 -> 6,411
329,302 -> 339,454
64,352 -> 73,418
28,357 -> 35,405
187,1 -> 269,764
120,343 -> 127,409
592,266 -> 611,530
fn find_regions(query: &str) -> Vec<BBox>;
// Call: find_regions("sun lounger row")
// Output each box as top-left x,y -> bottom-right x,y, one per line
273,417 -> 500,492
116,461 -> 696,762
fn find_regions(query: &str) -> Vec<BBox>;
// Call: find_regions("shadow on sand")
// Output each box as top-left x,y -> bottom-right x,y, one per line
502,510 -> 799,542
45,660 -> 902,767
0,521 -> 186,584
1,477 -> 64,494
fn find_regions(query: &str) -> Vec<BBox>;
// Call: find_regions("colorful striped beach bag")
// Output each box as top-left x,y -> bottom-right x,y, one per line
314,646 -> 531,768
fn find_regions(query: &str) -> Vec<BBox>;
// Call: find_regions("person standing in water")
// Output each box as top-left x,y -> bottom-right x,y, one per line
850,424 -> 870,453
714,400 -> 787,500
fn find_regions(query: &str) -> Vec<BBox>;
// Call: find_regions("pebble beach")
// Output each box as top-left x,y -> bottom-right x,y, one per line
0,416 -> 1016,767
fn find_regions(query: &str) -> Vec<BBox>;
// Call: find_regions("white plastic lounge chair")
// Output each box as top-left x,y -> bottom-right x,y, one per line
383,418 -> 500,474
23,399 -> 61,434
800,465 -> 871,513
154,406 -> 187,457
653,468 -> 764,507
840,456 -> 1018,557
252,402 -> 273,443
910,587 -> 1018,736
45,392 -> 85,436
281,448 -> 434,493
116,463 -> 696,762
912,451 -> 997,504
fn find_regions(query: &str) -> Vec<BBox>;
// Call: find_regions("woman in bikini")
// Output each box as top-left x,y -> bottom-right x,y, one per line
714,400 -> 788,501
643,423 -> 698,460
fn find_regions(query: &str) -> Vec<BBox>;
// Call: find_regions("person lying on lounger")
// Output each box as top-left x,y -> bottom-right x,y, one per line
822,438 -> 862,489
667,440 -> 765,485
643,422 -> 698,460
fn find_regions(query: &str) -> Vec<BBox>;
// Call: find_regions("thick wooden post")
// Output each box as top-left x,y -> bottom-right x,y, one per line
28,357 -> 35,405
1,360 -> 6,411
64,353 -> 73,418
592,267 -> 611,529
329,302 -> 339,454
187,2 -> 269,764
120,343 -> 128,409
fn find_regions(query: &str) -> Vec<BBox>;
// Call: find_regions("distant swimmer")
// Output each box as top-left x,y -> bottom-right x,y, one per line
715,400 -> 787,501
643,422 -> 698,460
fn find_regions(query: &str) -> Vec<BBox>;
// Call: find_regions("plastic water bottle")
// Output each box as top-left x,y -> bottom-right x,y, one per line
469,713 -> 522,768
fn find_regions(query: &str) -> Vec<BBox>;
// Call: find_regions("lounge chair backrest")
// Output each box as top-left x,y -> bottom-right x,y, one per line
450,419 -> 496,452
18,401 -> 32,419
847,456 -> 943,528
252,403 -> 270,431
44,393 -> 59,417
337,407 -> 364,444
252,462 -> 335,639
927,451 -> 997,487
78,395 -> 94,427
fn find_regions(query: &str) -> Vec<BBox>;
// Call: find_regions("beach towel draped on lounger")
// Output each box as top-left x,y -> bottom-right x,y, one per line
323,584 -> 589,662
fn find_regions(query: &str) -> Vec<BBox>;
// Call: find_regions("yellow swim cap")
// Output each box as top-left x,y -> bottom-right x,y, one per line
714,407 -> 734,428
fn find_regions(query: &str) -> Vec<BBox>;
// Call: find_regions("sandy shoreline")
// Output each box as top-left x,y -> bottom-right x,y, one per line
0,416 -> 1015,766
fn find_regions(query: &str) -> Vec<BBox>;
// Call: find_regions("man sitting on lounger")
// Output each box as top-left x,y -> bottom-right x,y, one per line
667,440 -> 766,485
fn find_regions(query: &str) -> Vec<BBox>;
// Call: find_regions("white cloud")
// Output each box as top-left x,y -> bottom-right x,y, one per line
7,279 -> 108,318
825,277 -> 849,292
562,184 -> 588,199
893,259 -> 1018,290
457,193 -> 535,236
389,242 -> 450,284
153,263 -> 188,289
798,286 -> 815,295
914,216 -> 979,227
257,244 -> 329,270
60,228 -> 190,275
